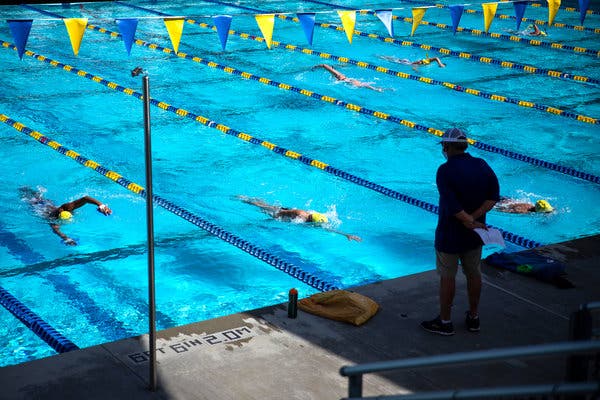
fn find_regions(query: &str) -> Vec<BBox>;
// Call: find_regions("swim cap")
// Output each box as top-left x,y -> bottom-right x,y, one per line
58,210 -> 73,220
535,200 -> 554,213
421,59 -> 431,65
310,213 -> 328,224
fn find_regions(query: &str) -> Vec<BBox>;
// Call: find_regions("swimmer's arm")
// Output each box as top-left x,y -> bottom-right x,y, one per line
324,227 -> 362,242
60,196 -> 112,215
50,223 -> 76,245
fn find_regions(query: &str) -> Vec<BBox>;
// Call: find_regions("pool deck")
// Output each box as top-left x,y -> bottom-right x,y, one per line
1,234 -> 599,399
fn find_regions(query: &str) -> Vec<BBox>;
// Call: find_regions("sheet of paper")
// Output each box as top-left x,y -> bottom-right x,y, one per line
474,227 -> 506,248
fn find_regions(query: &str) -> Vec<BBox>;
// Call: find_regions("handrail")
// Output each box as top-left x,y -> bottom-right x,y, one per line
347,382 -> 600,400
340,340 -> 600,398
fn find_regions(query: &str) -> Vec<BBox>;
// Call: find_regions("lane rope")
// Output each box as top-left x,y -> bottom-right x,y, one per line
197,0 -> 599,85
0,46 -> 545,248
3,38 -> 598,187
0,285 -> 79,353
0,114 -> 340,292
303,0 -> 600,57
118,2 -> 599,126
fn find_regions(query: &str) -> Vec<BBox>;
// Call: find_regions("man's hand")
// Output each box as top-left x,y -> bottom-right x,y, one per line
97,204 -> 112,215
63,238 -> 77,246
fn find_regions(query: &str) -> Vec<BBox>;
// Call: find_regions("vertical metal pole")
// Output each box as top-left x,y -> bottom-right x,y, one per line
143,75 -> 157,391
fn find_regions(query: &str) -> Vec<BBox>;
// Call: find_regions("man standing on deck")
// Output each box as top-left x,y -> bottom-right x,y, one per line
421,128 -> 500,336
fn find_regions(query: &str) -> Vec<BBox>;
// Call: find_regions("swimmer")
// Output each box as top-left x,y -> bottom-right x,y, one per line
20,186 -> 112,246
380,55 -> 445,71
495,197 -> 554,214
526,24 -> 546,37
312,64 -> 388,92
238,196 -> 361,241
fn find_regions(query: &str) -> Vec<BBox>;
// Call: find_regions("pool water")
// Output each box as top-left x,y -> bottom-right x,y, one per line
0,0 -> 598,367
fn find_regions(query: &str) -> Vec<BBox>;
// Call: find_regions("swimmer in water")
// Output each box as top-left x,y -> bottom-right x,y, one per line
526,24 -> 546,37
20,186 -> 112,246
380,55 -> 446,71
495,197 -> 554,214
312,64 -> 389,92
238,196 -> 362,241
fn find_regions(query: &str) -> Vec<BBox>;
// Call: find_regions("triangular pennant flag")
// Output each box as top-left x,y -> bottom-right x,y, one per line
255,14 -> 275,49
547,0 -> 561,26
213,15 -> 232,50
375,9 -> 394,37
297,13 -> 316,46
411,8 -> 427,36
7,19 -> 33,60
448,5 -> 464,34
578,0 -> 590,24
337,10 -> 356,44
164,18 -> 184,54
115,18 -> 138,56
63,18 -> 87,56
482,3 -> 498,33
513,1 -> 528,31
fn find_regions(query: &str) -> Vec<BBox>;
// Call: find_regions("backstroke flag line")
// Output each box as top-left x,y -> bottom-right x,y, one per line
375,9 -> 394,37
297,13 -> 316,46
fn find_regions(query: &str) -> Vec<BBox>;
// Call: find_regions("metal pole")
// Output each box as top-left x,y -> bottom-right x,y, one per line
142,74 -> 157,391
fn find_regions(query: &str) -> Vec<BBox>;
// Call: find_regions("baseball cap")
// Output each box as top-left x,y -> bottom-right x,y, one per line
440,128 -> 469,143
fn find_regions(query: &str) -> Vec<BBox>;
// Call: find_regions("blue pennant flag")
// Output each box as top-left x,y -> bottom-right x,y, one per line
115,18 -> 138,56
7,19 -> 33,60
579,0 -> 590,25
448,5 -> 464,34
297,13 -> 316,46
513,1 -> 528,31
213,15 -> 232,51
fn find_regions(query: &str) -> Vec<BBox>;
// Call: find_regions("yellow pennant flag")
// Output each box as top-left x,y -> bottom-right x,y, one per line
337,10 -> 356,44
255,14 -> 275,49
63,18 -> 87,56
547,0 -> 561,26
411,8 -> 427,36
164,18 -> 184,54
482,3 -> 498,33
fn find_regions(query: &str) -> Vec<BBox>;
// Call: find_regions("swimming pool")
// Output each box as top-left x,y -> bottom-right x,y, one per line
1,0 -> 598,367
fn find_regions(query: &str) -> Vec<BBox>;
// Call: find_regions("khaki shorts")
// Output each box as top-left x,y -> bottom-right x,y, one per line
436,247 -> 482,278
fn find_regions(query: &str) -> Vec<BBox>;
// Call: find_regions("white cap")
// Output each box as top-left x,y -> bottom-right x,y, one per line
440,128 -> 468,143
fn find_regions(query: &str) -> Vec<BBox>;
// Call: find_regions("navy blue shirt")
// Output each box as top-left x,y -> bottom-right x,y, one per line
435,153 -> 500,253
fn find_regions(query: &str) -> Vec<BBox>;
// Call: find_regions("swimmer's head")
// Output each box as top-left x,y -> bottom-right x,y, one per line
309,212 -> 328,224
58,210 -> 73,220
535,200 -> 554,213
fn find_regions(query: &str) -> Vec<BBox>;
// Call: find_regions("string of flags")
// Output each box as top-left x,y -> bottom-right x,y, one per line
5,0 -> 592,58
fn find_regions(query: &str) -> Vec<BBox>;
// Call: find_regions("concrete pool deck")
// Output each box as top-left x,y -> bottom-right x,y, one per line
0,234 -> 598,399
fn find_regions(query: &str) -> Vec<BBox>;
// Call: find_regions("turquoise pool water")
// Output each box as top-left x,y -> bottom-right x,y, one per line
0,0 -> 598,367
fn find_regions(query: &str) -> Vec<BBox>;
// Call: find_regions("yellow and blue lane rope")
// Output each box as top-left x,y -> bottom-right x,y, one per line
3,37 -> 599,188
399,0 -> 600,34
302,0 -> 600,57
117,2 -> 599,125
2,42 -> 595,250
0,112 -> 340,292
194,0 -> 599,85
0,92 -> 543,250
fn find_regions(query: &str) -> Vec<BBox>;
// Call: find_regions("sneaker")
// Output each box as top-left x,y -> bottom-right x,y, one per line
421,316 -> 455,336
465,312 -> 480,332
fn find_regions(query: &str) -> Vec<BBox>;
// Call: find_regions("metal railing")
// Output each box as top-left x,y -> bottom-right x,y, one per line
340,302 -> 600,399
